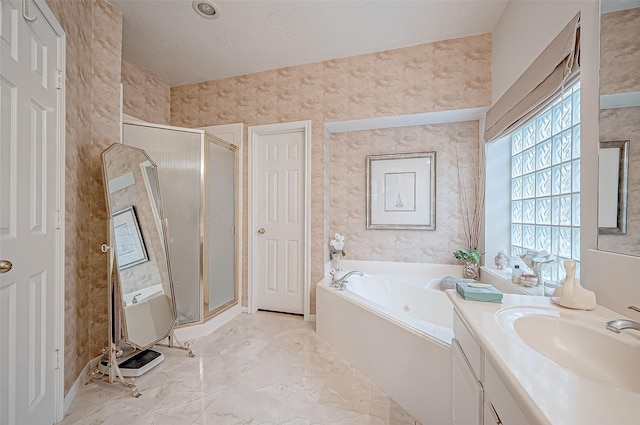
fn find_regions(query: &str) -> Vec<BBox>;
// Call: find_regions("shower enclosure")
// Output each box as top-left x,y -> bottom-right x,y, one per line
123,122 -> 239,324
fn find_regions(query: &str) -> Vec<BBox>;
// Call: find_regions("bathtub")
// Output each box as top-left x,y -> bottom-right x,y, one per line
316,260 -> 461,425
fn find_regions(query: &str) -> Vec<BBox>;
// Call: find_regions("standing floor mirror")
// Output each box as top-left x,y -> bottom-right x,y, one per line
96,143 -> 194,396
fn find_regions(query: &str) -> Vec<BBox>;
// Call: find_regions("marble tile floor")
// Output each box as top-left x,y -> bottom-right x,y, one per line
61,311 -> 421,425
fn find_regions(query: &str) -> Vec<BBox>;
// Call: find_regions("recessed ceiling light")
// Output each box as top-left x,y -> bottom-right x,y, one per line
192,0 -> 220,19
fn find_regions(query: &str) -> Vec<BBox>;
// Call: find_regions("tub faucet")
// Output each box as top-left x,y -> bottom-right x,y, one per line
605,319 -> 640,334
132,293 -> 143,304
332,271 -> 363,290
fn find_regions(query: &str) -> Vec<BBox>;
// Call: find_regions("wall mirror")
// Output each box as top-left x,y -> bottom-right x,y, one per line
598,140 -> 629,234
597,0 -> 640,256
102,143 -> 177,350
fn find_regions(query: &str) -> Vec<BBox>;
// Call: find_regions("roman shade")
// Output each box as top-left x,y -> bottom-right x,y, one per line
484,13 -> 581,143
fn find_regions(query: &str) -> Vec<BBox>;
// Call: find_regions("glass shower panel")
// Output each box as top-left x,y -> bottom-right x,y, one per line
124,124 -> 202,324
207,138 -> 236,313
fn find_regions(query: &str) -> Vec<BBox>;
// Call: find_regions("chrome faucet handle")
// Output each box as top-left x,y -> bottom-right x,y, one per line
606,319 -> 640,333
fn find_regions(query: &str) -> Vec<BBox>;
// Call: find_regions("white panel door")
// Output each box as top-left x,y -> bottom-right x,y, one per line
0,1 -> 62,424
254,129 -> 305,314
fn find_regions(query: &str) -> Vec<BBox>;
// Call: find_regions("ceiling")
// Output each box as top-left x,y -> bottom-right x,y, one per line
116,0 -> 509,87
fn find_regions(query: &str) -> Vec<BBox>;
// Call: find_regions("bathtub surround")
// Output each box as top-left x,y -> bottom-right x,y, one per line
171,34 -> 492,313
317,260 -> 460,425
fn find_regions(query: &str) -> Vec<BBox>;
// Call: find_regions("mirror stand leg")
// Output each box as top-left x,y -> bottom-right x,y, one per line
156,331 -> 195,357
87,343 -> 141,398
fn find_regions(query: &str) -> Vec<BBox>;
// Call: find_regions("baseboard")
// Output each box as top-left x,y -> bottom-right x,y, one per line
174,304 -> 242,341
63,354 -> 102,414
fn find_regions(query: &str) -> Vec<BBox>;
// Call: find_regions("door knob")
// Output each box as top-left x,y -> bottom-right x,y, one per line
258,228 -> 266,234
0,260 -> 13,274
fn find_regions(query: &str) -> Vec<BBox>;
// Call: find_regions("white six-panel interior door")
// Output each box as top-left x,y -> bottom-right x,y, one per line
0,1 -> 65,423
249,121 -> 310,318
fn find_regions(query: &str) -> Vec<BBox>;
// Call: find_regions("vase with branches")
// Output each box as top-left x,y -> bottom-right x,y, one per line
454,139 -> 486,280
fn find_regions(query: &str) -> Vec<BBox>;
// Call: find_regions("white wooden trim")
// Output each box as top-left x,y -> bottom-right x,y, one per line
200,123 -> 243,147
32,0 -> 66,420
248,121 -> 312,320
123,120 -> 205,135
324,107 -> 488,133
63,354 -> 102,414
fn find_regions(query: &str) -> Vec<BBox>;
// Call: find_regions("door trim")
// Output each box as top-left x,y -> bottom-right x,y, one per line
32,0 -> 66,421
248,121 -> 311,320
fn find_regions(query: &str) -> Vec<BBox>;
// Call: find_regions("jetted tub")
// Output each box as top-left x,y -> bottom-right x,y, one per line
316,260 -> 461,425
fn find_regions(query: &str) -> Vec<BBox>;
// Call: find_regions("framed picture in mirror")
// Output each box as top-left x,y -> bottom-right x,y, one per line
113,205 -> 149,269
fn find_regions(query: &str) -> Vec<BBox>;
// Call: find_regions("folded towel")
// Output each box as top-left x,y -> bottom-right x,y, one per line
456,281 -> 503,303
439,275 -> 476,291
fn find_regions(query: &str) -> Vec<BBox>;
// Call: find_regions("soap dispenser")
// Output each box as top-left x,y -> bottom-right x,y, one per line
553,260 -> 596,310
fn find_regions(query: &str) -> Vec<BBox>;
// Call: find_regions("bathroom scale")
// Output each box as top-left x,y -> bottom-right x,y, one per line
98,349 -> 164,377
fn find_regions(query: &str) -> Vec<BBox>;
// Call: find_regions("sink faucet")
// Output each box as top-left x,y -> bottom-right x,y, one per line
605,319 -> 640,334
331,271 -> 363,291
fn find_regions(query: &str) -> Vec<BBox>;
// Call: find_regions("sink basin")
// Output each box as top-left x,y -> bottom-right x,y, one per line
495,307 -> 640,394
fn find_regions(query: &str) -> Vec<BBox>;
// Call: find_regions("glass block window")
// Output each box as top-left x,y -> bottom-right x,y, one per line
511,81 -> 580,283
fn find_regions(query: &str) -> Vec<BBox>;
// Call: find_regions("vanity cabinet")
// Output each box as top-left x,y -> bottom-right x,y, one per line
452,309 -> 531,425
452,339 -> 483,425
484,360 -> 531,425
452,311 -> 484,425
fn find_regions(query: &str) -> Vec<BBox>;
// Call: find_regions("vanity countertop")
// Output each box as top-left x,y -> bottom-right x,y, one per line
446,290 -> 640,425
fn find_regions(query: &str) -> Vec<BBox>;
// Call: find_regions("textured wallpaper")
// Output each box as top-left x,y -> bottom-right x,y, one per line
329,123 -> 479,264
87,0 -> 122,386
47,0 -> 122,394
171,34 -> 492,312
600,8 -> 640,95
47,0 -> 92,397
122,60 -> 171,124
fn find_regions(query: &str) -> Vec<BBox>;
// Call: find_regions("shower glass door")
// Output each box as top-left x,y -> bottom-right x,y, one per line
205,137 -> 237,316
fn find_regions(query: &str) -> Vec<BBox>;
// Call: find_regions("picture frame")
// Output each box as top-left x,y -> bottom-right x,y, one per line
366,152 -> 436,230
113,205 -> 149,270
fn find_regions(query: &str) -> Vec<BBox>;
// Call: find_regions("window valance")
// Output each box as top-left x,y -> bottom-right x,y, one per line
484,13 -> 581,143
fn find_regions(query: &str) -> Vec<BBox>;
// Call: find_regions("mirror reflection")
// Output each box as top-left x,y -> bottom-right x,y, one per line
102,143 -> 177,350
598,1 -> 640,256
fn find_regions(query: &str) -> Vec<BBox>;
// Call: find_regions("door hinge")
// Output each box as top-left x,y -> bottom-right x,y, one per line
56,210 -> 62,229
55,349 -> 60,370
56,70 -> 63,90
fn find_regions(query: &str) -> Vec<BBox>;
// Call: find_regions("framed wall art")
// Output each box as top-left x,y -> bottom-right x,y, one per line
366,152 -> 436,230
